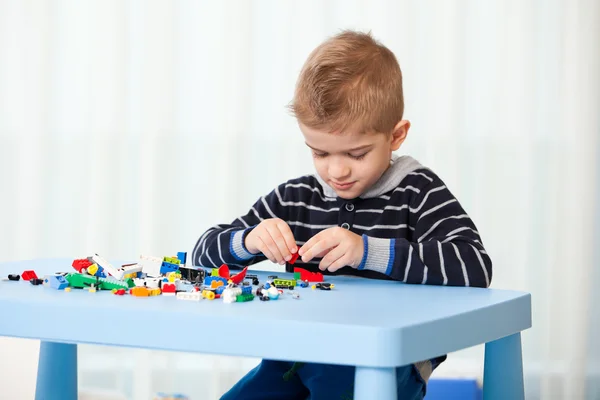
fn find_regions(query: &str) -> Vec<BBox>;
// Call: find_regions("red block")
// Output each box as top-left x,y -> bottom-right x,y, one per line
72,259 -> 93,273
294,267 -> 323,282
289,252 -> 299,264
21,270 -> 38,281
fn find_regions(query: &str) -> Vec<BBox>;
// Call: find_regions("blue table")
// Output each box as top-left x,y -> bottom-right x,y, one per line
0,258 -> 531,400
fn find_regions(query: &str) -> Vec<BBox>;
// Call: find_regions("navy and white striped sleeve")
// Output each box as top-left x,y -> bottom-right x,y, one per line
191,183 -> 289,269
358,177 -> 493,288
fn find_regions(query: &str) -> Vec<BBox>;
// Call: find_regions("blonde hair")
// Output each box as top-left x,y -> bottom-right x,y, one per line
289,30 -> 404,134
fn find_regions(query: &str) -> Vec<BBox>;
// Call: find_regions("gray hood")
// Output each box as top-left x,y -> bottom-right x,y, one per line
314,154 -> 426,199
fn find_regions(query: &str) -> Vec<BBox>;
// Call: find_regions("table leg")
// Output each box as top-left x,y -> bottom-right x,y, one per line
354,366 -> 396,400
35,341 -> 78,400
483,332 -> 524,400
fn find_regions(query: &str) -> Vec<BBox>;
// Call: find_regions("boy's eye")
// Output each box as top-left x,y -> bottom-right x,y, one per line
312,152 -> 328,158
349,152 -> 368,160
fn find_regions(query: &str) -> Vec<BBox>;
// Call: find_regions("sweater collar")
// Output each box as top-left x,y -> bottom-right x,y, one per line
314,154 -> 425,200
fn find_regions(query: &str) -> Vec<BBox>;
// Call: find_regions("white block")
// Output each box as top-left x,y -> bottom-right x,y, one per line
176,292 -> 201,301
138,255 -> 163,277
91,254 -> 124,280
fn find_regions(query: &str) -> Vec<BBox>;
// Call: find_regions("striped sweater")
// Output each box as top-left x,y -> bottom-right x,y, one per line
192,154 -> 492,288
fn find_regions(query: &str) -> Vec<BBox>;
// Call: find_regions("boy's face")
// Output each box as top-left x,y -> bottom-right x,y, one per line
300,121 -> 409,199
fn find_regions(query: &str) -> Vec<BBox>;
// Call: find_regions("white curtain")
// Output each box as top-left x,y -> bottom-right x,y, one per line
1,0 -> 599,399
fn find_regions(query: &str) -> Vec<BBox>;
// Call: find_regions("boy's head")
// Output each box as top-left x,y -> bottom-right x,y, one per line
289,30 -> 410,199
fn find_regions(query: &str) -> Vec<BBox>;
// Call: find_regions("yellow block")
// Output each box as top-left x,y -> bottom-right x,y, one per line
87,263 -> 98,276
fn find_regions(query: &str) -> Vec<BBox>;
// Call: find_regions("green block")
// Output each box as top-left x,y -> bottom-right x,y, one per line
65,273 -> 97,289
236,293 -> 255,302
294,272 -> 300,280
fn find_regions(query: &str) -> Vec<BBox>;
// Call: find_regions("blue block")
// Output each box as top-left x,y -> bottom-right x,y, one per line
204,276 -> 227,286
47,275 -> 69,290
241,286 -> 252,294
215,285 -> 226,295
426,378 -> 482,400
160,261 -> 179,275
177,252 -> 187,265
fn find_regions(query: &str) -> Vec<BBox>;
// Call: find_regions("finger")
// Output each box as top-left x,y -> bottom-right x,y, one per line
276,220 -> 297,254
257,236 -> 277,264
326,253 -> 352,273
319,245 -> 346,271
261,231 -> 286,264
302,236 -> 337,263
266,224 -> 292,262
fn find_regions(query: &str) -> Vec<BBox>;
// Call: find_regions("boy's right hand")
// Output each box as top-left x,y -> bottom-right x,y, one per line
244,218 -> 297,265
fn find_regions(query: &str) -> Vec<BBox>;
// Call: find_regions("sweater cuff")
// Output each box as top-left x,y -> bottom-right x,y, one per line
357,235 -> 395,276
230,228 -> 256,261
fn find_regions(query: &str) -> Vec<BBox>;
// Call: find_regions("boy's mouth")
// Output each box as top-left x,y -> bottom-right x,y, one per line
331,181 -> 356,191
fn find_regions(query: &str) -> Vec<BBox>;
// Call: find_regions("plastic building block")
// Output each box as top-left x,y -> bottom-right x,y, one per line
160,261 -> 179,275
91,254 -> 124,280
266,286 -> 280,300
65,273 -> 128,291
133,277 -> 161,288
246,274 -> 260,285
65,273 -> 97,289
177,252 -> 187,265
163,256 -> 180,265
211,280 -> 224,289
289,252 -> 299,264
121,263 -> 143,277
236,293 -> 255,302
215,285 -> 226,295
148,287 -> 161,296
139,255 -> 163,277
204,276 -> 227,287
162,283 -> 176,295
22,270 -> 38,281
241,285 -> 252,294
297,280 -> 309,288
8,274 -> 20,281
64,287 -> 71,292
202,290 -> 216,300
72,259 -> 93,273
294,267 -> 324,282
311,282 -> 334,290
177,291 -> 201,301
259,295 -> 270,301
175,281 -> 194,292
45,275 -> 69,290
222,287 -> 241,303
112,288 -> 126,295
131,287 -> 149,297
273,278 -> 296,290
178,266 -> 205,283
216,264 -> 249,285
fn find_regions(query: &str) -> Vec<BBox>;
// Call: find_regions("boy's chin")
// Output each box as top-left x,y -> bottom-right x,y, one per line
335,189 -> 361,199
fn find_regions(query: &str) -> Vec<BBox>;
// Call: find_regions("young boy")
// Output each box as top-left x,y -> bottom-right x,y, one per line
192,30 -> 492,400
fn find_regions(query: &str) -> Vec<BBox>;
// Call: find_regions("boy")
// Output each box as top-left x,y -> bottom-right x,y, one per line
192,30 -> 492,400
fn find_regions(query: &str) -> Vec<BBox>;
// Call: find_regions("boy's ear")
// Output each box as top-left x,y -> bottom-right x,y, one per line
390,120 -> 410,150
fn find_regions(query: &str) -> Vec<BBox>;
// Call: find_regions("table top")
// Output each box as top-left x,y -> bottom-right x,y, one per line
0,258 -> 531,368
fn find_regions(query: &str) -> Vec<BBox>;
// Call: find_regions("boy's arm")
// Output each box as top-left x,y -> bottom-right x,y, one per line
191,183 -> 289,268
359,178 -> 493,288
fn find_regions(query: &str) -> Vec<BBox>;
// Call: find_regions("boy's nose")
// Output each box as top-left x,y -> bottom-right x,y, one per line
328,162 -> 351,180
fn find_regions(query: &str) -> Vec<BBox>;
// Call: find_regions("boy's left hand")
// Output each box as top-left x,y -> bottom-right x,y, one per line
298,227 -> 364,272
